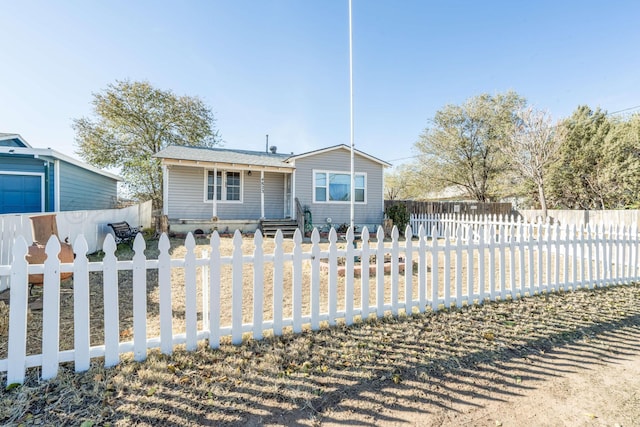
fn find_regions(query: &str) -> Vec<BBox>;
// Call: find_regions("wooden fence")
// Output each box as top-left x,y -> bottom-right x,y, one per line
385,200 -> 512,216
1,219 -> 639,386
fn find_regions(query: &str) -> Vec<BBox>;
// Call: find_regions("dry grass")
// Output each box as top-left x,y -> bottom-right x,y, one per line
0,236 -> 639,425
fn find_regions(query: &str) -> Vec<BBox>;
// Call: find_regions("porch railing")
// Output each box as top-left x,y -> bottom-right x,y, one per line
295,197 -> 304,234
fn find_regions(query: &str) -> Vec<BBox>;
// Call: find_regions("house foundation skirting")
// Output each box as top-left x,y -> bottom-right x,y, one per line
169,219 -> 260,235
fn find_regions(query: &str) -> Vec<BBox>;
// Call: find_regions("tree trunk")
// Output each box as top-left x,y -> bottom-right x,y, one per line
538,182 -> 548,221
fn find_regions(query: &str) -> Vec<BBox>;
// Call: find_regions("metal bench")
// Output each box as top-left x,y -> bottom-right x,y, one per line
107,221 -> 142,247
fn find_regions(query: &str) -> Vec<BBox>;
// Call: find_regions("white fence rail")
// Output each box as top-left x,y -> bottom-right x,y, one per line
410,212 -> 524,239
1,220 -> 639,386
0,201 -> 153,291
409,212 -> 636,241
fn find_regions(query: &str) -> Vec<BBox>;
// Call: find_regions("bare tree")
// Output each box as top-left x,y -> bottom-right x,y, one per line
384,163 -> 428,200
501,107 -> 561,220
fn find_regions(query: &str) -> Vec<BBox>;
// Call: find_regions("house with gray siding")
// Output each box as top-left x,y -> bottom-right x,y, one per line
0,133 -> 121,214
154,144 -> 390,235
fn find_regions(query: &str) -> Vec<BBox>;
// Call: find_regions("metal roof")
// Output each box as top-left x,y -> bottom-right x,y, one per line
0,132 -> 120,180
154,145 -> 294,168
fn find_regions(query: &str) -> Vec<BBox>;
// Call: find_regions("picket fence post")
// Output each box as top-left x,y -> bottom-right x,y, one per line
594,224 -> 602,287
41,236 -> 61,380
619,225 -> 626,283
231,230 -> 243,345
418,225 -> 426,312
527,224 -> 535,295
73,235 -> 91,372
478,225 -> 486,301
310,228 -> 321,330
272,230 -> 284,335
209,231 -> 222,348
103,234 -> 121,365
455,226 -> 463,307
586,224 -> 594,288
431,228 -> 440,311
633,224 -> 639,282
292,229 -> 303,332
488,225 -> 496,300
133,233 -> 148,361
376,226 -> 385,317
328,228 -> 338,326
509,225 -> 517,299
498,226 -> 506,300
184,233 -> 198,351
466,224 -> 474,303
443,226 -> 451,308
7,236 -> 29,385
158,233 -> 172,355
402,225 -> 411,314
552,223 -> 560,291
253,230 -> 264,340
391,226 -> 399,316
579,224 -> 587,287
360,227 -> 371,319
345,227 -> 355,326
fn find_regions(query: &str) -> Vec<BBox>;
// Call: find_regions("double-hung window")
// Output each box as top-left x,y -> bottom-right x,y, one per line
313,171 -> 366,203
206,170 -> 241,202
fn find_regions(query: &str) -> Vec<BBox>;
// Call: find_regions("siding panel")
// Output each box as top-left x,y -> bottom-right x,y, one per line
58,162 -> 118,211
0,156 -> 45,174
293,148 -> 385,230
166,166 -> 287,220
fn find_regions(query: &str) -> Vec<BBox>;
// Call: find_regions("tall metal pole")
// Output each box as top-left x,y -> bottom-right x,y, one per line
349,0 -> 355,231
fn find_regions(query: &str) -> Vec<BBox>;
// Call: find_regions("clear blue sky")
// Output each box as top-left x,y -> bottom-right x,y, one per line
2,0 -> 639,167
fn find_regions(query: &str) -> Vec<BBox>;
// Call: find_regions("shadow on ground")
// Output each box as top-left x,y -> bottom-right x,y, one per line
1,283 -> 639,426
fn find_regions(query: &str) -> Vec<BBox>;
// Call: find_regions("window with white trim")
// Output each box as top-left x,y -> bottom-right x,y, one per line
206,170 -> 241,202
313,171 -> 366,203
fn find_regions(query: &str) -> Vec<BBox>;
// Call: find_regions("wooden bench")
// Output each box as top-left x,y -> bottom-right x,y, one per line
107,221 -> 142,246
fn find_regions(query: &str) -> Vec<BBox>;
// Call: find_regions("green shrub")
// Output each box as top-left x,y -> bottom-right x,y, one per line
385,203 -> 410,235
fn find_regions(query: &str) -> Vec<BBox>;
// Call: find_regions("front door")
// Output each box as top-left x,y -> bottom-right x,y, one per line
284,174 -> 291,218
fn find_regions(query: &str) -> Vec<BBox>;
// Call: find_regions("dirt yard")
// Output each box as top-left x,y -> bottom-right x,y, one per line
0,235 -> 639,426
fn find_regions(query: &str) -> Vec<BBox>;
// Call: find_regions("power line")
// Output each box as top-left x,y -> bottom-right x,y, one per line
386,103 -> 640,164
608,105 -> 640,116
387,155 -> 419,163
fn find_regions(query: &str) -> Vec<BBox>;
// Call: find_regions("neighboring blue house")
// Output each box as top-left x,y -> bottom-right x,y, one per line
0,133 -> 121,214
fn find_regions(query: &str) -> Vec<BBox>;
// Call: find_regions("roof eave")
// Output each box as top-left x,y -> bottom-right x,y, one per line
286,144 -> 391,167
0,147 -> 122,181
0,133 -> 32,148
160,157 -> 295,172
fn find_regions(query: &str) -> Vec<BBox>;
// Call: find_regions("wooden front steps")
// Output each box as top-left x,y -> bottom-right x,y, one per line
260,219 -> 299,238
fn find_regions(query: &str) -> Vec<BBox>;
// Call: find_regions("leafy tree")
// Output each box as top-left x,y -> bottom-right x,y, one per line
414,91 -> 526,202
73,79 -> 220,208
500,107 -> 561,219
547,106 -> 611,209
601,113 -> 640,208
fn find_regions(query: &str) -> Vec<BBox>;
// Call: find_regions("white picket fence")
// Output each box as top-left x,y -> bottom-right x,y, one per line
410,212 -> 525,239
1,220 -> 639,386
